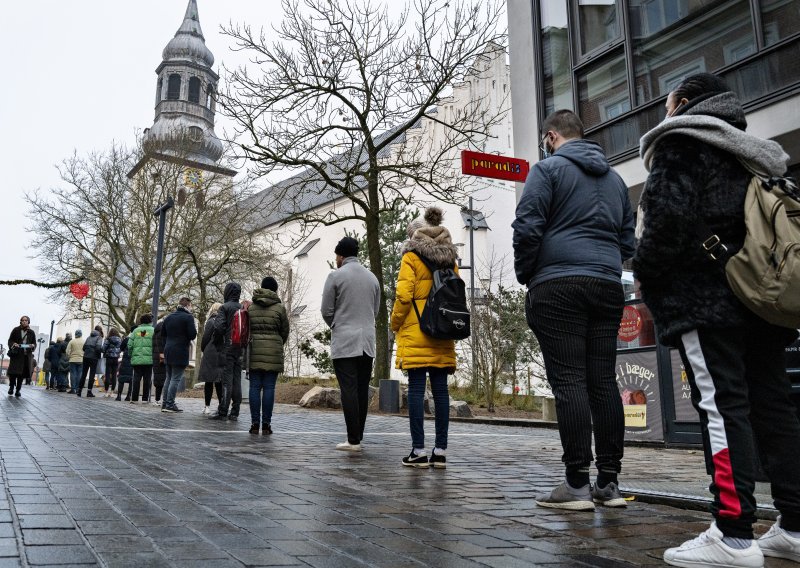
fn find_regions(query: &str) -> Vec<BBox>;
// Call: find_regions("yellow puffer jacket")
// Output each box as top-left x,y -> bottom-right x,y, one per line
390,226 -> 459,371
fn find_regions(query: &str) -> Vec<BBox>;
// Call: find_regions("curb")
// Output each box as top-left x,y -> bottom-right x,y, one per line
623,489 -> 778,521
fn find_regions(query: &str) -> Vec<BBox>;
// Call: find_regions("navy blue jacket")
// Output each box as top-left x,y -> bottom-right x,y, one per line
512,139 -> 635,288
162,306 -> 197,367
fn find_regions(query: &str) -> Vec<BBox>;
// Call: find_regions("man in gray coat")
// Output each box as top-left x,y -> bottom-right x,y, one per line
321,236 -> 381,452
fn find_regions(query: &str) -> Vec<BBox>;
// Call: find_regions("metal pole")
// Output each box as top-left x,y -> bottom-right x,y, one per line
151,197 -> 175,319
469,196 -> 476,390
49,320 -> 54,344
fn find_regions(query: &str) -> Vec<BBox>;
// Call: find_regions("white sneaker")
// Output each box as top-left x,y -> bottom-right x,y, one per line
335,441 -> 361,452
758,516 -> 800,562
664,522 -> 764,568
202,406 -> 211,415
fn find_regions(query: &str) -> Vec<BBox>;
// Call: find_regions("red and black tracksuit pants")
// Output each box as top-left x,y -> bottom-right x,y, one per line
678,318 -> 800,539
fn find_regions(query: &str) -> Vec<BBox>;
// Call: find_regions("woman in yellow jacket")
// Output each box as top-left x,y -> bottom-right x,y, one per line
391,207 -> 458,469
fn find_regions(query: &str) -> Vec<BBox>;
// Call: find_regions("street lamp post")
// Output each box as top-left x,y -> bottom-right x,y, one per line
151,196 -> 175,319
36,337 -> 45,365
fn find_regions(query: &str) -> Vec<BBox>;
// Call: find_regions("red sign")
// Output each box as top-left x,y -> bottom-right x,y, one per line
461,150 -> 530,183
618,305 -> 643,342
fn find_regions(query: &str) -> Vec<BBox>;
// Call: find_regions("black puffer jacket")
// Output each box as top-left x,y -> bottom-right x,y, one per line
215,282 -> 242,350
248,288 -> 289,373
198,315 -> 223,383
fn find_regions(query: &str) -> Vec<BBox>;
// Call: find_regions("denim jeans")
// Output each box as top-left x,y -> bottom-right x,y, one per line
249,370 -> 278,425
407,367 -> 450,450
69,363 -> 83,392
163,364 -> 185,408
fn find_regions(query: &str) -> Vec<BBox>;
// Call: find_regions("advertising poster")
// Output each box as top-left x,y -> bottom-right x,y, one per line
615,350 -> 663,442
671,349 -> 698,422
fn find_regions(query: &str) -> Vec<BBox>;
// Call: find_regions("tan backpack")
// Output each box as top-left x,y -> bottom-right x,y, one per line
702,176 -> 800,328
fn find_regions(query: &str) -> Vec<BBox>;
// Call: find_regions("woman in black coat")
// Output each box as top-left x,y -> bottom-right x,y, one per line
116,335 -> 134,401
151,320 -> 167,406
198,303 -> 223,415
7,316 -> 36,397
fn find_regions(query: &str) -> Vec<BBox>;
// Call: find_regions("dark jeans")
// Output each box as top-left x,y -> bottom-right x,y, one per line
678,318 -> 800,539
526,276 -> 625,477
44,370 -> 51,387
407,367 -> 450,450
163,365 -> 185,408
104,359 -> 119,392
69,362 -> 82,391
218,348 -> 242,417
131,365 -> 152,402
7,377 -> 23,393
333,354 -> 373,445
249,370 -> 278,426
78,358 -> 98,393
204,381 -> 222,406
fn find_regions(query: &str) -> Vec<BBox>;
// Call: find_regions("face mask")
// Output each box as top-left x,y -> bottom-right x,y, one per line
539,133 -> 553,158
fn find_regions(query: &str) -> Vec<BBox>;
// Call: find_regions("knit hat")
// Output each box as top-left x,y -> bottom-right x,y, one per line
74,330 -> 83,338
334,236 -> 359,258
407,206 -> 444,238
261,276 -> 278,292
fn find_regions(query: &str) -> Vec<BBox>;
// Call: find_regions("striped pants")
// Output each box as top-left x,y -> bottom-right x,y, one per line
526,276 -> 625,477
678,319 -> 800,538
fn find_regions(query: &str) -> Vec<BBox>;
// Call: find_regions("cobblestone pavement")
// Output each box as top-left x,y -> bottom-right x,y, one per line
0,387 -> 794,567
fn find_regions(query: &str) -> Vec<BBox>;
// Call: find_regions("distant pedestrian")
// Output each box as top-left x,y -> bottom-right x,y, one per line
29,361 -> 39,386
198,303 -> 224,415
93,326 -> 105,392
152,319 -> 167,406
512,109 -> 635,511
116,335 -> 134,401
47,339 -> 61,390
247,277 -> 290,435
65,330 -> 85,394
391,207 -> 458,469
43,341 -> 55,390
635,72 -> 800,568
321,236 -> 381,452
77,328 -> 103,397
128,314 -> 155,403
7,316 -> 36,397
56,334 -> 71,392
210,283 -> 243,421
161,298 -> 197,413
102,329 -> 122,397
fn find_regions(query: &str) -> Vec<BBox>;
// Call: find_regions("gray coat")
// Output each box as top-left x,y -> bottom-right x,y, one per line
321,257 -> 380,359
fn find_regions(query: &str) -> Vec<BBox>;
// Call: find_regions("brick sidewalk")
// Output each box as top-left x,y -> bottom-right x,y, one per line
0,388 -> 794,567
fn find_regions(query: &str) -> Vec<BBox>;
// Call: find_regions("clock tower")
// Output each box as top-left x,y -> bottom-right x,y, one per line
128,0 -> 236,183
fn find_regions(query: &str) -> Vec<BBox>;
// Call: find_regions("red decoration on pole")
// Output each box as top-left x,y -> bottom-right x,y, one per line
618,305 -> 643,342
69,282 -> 90,301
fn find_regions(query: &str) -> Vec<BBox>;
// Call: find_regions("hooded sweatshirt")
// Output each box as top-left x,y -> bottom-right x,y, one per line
215,282 -> 242,349
512,139 -> 636,289
248,288 -> 290,373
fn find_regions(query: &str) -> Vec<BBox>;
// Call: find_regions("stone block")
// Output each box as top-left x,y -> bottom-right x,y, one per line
298,386 -> 341,409
449,400 -> 473,418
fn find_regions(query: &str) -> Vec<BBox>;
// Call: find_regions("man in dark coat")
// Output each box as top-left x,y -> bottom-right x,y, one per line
78,329 -> 103,397
152,320 -> 167,406
210,282 -> 243,420
161,297 -> 197,413
7,316 -> 36,397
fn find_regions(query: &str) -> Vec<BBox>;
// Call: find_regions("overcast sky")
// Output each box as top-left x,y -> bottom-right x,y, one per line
0,1 -> 285,349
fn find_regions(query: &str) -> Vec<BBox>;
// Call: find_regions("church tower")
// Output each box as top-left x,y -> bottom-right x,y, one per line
128,0 -> 235,181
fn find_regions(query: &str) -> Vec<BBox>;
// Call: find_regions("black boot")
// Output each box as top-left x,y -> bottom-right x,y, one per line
249,424 -> 259,434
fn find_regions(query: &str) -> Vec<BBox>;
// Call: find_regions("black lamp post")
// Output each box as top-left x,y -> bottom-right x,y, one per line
151,196 -> 175,319
36,337 -> 45,365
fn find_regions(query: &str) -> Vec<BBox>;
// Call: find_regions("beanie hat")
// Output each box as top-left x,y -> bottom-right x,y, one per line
75,330 -> 83,338
334,236 -> 359,258
407,206 -> 444,238
261,276 -> 278,292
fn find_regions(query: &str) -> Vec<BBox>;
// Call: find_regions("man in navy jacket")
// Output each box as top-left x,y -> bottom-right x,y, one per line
512,110 -> 635,511
161,297 -> 197,413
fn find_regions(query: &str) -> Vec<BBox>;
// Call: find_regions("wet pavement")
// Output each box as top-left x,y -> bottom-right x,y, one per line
0,386 -> 794,567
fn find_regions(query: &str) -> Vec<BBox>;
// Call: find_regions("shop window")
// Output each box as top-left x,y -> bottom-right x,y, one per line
761,0 -> 800,47
577,51 -> 629,129
188,77 -> 201,104
167,74 -> 182,100
541,1 -> 574,116
576,0 -> 621,56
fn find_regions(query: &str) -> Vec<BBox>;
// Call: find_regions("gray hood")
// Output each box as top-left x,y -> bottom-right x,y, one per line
554,139 -> 611,176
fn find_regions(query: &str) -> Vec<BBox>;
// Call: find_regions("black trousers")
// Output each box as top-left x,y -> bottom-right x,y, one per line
7,377 -> 24,393
78,358 -> 99,393
678,319 -> 800,539
131,365 -> 152,402
204,381 -> 222,406
526,276 -> 625,477
333,353 -> 374,445
104,358 -> 119,392
218,348 -> 242,417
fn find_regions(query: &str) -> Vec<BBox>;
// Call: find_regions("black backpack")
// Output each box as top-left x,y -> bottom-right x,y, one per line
410,253 -> 471,340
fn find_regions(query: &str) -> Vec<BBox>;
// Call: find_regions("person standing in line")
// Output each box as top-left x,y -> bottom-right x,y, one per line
248,277 -> 290,435
161,298 -> 197,413
512,109 -> 635,511
391,208 -> 458,469
198,303 -> 224,415
77,328 -> 103,397
7,316 -> 36,397
66,330 -> 85,395
43,342 -> 54,390
151,319 -> 167,407
102,329 -> 122,398
321,236 -> 381,452
210,283 -> 243,421
93,326 -> 105,392
48,338 -> 62,391
634,72 -> 800,568
128,314 -> 155,404
116,335 -> 134,401
57,333 -> 71,392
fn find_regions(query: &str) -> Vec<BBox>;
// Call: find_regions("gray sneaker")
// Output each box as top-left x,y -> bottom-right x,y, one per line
535,482 -> 595,511
591,482 -> 628,508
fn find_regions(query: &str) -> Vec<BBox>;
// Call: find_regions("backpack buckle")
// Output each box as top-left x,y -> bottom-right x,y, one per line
702,235 -> 728,260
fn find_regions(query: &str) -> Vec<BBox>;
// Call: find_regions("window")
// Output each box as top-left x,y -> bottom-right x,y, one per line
291,305 -> 307,317
460,209 -> 489,229
541,1 -> 574,115
294,238 -> 320,257
156,78 -> 163,103
576,0 -> 620,56
206,84 -> 215,109
167,74 -> 182,100
761,0 -> 800,47
577,52 -> 629,129
188,77 -> 201,104
658,59 -> 707,96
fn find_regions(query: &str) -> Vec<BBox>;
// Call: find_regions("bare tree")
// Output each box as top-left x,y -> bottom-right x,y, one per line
218,0 -> 506,382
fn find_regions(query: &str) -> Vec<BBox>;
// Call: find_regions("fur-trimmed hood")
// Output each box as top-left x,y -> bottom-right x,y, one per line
401,225 -> 458,267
